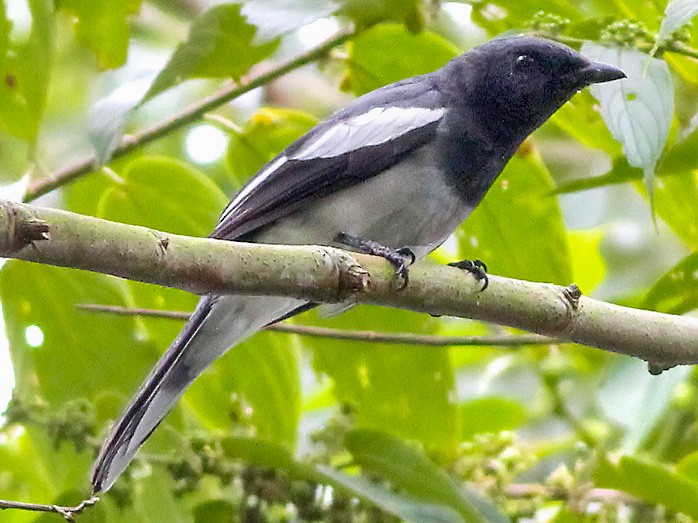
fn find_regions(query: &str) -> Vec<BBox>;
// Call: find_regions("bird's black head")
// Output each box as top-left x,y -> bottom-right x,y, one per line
440,36 -> 625,146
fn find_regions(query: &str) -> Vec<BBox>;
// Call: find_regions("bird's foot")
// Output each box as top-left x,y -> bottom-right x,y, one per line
448,259 -> 489,291
334,232 -> 415,289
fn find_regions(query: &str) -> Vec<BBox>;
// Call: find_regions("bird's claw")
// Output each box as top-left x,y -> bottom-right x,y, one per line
334,233 -> 415,290
448,259 -> 489,291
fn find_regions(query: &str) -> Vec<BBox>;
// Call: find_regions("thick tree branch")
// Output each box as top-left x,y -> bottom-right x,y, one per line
1,200 -> 697,370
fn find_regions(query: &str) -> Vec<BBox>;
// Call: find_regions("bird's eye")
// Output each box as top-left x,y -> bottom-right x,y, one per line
514,54 -> 537,72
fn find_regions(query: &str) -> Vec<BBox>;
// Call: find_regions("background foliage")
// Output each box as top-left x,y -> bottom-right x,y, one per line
0,0 -> 697,521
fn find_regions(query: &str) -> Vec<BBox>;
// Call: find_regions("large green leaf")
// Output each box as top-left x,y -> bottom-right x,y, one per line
0,0 -> 54,141
345,429 -> 510,523
0,260 -> 159,404
460,397 -> 527,441
456,151 -> 573,285
142,3 -> 278,103
343,23 -> 459,96
303,305 -> 459,454
57,0 -> 142,69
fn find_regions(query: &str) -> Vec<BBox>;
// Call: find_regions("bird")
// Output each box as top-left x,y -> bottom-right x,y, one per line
91,35 -> 625,492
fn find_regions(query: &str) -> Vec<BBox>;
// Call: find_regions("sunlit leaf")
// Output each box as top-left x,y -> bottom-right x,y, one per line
583,43 -> 674,198
57,0 -> 142,69
339,0 -> 425,31
659,0 -> 698,39
142,4 -> 278,103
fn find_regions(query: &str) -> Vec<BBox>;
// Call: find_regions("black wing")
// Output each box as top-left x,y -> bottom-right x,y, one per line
211,74 -> 446,241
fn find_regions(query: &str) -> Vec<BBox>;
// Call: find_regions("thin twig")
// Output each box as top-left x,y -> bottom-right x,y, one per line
24,28 -> 357,202
75,303 -> 560,347
0,496 -> 99,522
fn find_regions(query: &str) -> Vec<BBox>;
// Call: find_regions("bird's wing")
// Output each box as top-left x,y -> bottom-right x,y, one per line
211,76 -> 445,240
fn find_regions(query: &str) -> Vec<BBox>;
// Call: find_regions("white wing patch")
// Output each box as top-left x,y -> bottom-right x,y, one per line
217,105 -> 444,226
292,106 -> 445,160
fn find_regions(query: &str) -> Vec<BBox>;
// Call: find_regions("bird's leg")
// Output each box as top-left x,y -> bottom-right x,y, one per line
334,232 -> 415,289
448,259 -> 488,291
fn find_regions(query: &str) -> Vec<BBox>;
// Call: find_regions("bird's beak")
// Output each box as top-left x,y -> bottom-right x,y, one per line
575,60 -> 626,86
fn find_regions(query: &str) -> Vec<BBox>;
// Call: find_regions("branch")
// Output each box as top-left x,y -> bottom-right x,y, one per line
24,29 -> 356,202
0,496 -> 99,522
75,303 -> 559,346
1,199 -> 697,370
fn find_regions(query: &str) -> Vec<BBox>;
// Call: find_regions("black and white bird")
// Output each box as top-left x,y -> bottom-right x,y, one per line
91,35 -> 625,492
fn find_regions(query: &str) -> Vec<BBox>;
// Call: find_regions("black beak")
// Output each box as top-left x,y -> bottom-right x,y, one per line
575,60 -> 626,86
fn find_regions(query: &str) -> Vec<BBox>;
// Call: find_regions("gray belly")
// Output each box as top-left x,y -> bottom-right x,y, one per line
254,146 -> 473,259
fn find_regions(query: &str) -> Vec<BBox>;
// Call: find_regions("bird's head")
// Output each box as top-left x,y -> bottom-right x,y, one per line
442,36 -> 625,143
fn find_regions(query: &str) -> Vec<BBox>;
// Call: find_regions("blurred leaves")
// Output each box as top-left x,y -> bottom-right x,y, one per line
343,23 -> 458,95
659,0 -> 698,40
596,453 -> 698,517
1,1 -> 698,521
0,0 -> 54,142
644,250 -> 698,314
142,4 -> 279,103
57,0 -> 142,69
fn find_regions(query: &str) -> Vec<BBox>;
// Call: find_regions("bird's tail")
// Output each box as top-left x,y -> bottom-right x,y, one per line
91,294 -> 302,493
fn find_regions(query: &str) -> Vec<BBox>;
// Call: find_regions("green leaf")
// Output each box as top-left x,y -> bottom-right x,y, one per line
345,429 -> 510,523
648,170 -> 698,247
460,397 -> 526,441
0,261 -> 159,404
97,156 -> 228,235
57,0 -> 142,69
583,43 -> 674,199
0,0 -> 54,141
568,229 -> 606,294
457,151 -> 573,285
339,0 -> 425,31
644,250 -> 698,314
659,0 -> 698,39
677,450 -> 698,480
303,305 -> 459,454
343,23 -> 458,96
142,4 -> 278,103
595,453 -> 698,518
241,0 -> 340,42
226,107 -> 318,188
